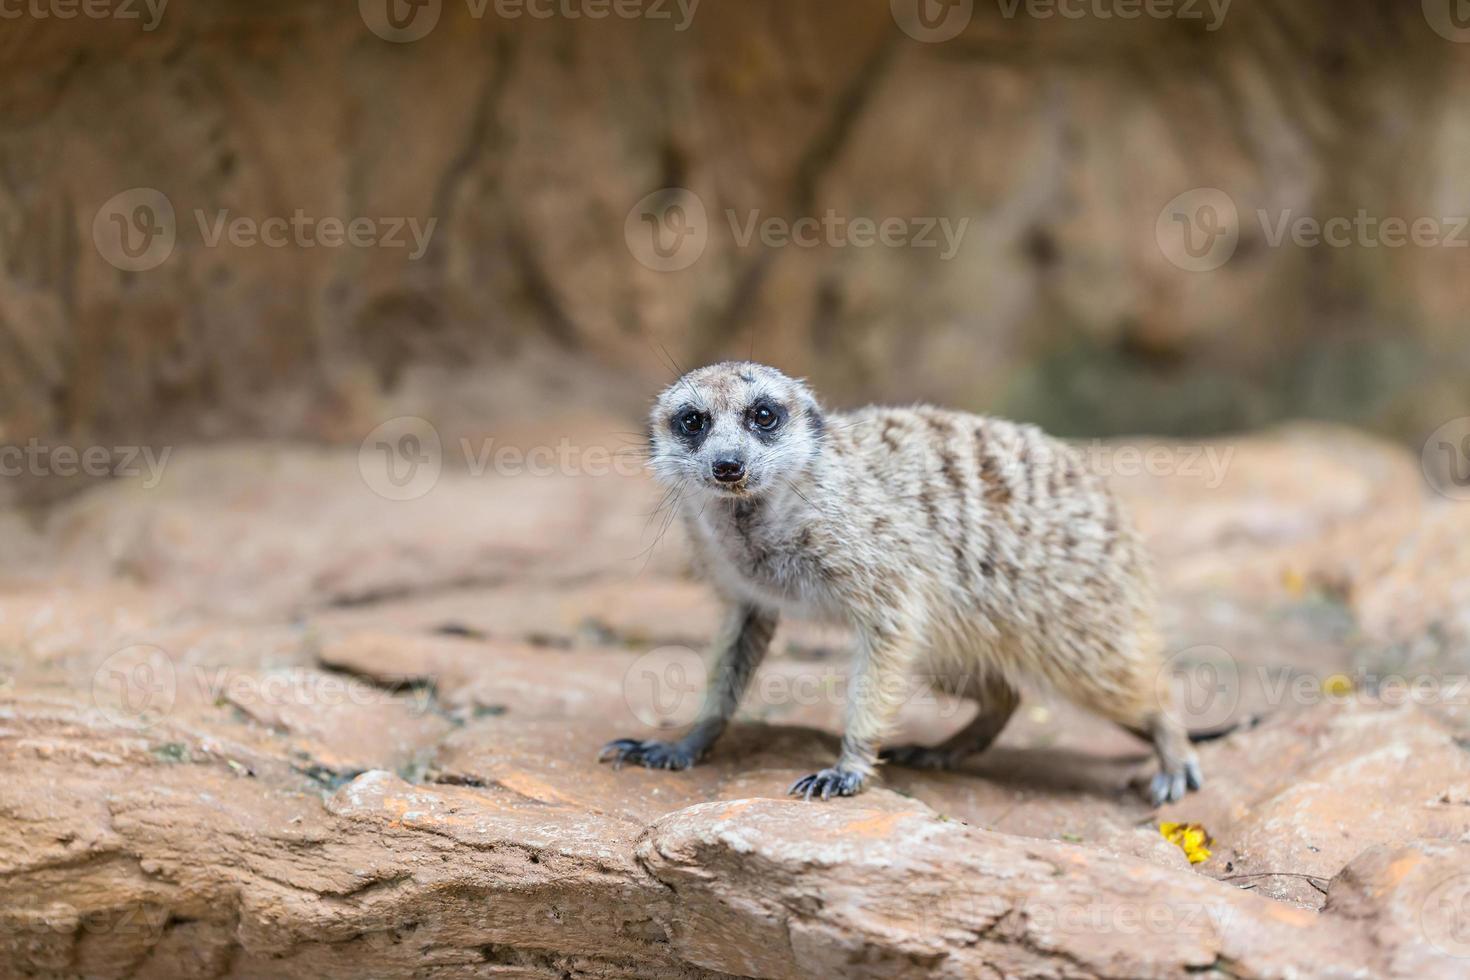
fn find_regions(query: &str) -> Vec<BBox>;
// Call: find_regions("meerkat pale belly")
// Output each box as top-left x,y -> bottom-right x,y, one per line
600,361 -> 1200,805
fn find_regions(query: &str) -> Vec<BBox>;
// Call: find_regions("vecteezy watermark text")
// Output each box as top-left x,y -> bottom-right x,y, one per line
1157,187 -> 1470,272
620,646 -> 967,729
1256,210 -> 1470,250
890,0 -> 1229,43
92,188 -> 437,272
0,440 -> 171,488
5,900 -> 171,947
1157,644 -> 1470,731
487,0 -> 698,27
994,0 -> 1230,30
0,0 -> 167,30
624,187 -> 972,272
727,210 -> 970,260
357,416 -> 650,500
195,210 -> 437,260
92,646 -> 434,730
1077,441 -> 1234,488
359,0 -> 698,43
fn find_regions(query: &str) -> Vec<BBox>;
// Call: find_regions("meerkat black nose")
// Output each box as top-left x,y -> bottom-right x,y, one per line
711,458 -> 746,483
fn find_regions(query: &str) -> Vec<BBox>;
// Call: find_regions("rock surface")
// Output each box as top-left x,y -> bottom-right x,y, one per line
2,424 -> 1470,977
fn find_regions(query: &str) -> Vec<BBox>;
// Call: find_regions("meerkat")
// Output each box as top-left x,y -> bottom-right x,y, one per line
599,361 -> 1202,804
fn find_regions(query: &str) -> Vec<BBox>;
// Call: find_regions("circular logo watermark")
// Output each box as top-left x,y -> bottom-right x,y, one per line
622,646 -> 708,728
93,188 -> 176,272
92,645 -> 177,730
1422,417 -> 1470,501
358,416 -> 443,501
624,188 -> 708,272
891,0 -> 974,43
1154,644 -> 1240,731
1422,873 -> 1470,958
1156,187 -> 1240,272
1423,0 -> 1470,43
360,0 -> 442,42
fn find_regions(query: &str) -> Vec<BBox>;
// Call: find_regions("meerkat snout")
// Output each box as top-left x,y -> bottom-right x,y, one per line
710,457 -> 746,483
602,360 -> 1203,806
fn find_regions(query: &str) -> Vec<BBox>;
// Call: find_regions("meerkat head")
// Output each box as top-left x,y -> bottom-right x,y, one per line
647,361 -> 825,498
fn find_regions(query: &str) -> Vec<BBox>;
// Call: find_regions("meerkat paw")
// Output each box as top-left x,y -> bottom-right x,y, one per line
597,738 -> 698,771
788,767 -> 866,801
1148,760 -> 1204,805
879,744 -> 958,771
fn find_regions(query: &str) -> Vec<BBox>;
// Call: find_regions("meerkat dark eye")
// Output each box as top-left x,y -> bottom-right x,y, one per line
677,411 -> 707,436
747,402 -> 782,432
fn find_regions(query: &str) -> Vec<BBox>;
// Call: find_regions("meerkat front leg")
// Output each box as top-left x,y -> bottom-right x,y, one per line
599,604 -> 777,771
790,619 -> 921,801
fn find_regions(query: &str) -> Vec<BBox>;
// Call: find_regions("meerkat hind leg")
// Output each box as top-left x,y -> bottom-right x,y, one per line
1136,711 -> 1203,805
1050,639 -> 1204,804
881,674 -> 1020,771
1094,702 -> 1202,805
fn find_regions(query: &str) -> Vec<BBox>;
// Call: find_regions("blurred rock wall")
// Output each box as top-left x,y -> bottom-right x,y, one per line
1,0 -> 1468,450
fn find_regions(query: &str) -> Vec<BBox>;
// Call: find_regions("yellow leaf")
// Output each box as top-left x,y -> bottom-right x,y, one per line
1160,821 -> 1213,865
1282,568 -> 1307,597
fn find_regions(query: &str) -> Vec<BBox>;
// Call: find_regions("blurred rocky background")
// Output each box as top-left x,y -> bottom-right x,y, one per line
2,0 -> 1469,486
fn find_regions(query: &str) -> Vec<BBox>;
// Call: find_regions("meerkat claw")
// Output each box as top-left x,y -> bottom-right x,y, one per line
879,744 -> 956,770
1149,770 -> 1188,806
597,738 -> 697,771
789,767 -> 865,801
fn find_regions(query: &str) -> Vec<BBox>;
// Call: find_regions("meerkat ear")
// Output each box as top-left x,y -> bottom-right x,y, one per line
805,400 -> 826,439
